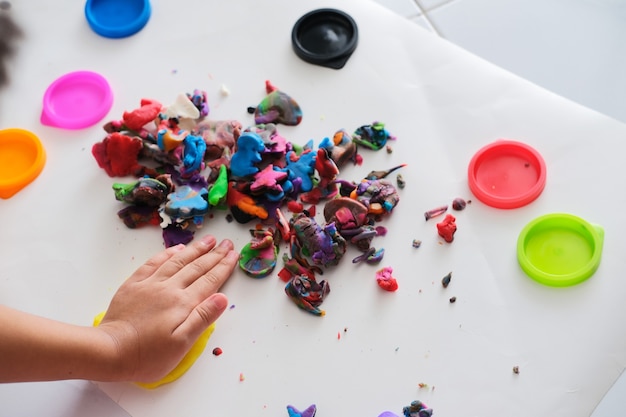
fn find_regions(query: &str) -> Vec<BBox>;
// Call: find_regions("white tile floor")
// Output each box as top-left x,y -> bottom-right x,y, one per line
374,0 -> 626,125
372,0 -> 626,416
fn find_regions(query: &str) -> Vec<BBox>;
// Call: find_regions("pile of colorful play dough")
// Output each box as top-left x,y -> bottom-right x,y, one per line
92,81 -> 403,315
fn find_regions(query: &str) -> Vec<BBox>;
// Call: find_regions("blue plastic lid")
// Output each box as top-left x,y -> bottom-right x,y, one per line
85,0 -> 151,39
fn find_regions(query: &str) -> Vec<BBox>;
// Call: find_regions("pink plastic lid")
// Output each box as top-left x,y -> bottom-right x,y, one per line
41,70 -> 113,129
468,140 -> 546,209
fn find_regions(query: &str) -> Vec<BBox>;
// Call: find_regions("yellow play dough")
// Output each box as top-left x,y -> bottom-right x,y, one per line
93,312 -> 215,389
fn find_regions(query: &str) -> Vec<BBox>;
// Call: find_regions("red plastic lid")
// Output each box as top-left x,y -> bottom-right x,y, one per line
468,140 -> 546,209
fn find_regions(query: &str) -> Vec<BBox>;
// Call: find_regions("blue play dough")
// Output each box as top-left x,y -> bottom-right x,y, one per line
165,186 -> 209,220
183,134 -> 207,173
85,0 -> 151,38
285,150 -> 316,192
230,132 -> 265,178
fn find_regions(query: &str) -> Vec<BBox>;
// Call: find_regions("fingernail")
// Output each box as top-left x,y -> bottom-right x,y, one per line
209,293 -> 228,312
172,243 -> 186,251
219,239 -> 232,248
200,235 -> 216,246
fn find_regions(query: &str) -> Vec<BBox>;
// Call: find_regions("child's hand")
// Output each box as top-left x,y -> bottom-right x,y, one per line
96,235 -> 238,383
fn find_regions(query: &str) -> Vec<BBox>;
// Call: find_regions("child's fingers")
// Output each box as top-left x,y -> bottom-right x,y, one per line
153,235 -> 217,282
173,240 -> 235,289
185,249 -> 239,303
125,244 -> 186,283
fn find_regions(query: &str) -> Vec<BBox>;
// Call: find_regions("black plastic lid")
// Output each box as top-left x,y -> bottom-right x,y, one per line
291,8 -> 358,69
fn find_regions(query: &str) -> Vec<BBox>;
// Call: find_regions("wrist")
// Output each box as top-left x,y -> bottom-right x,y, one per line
0,306 -> 126,382
91,321 -> 140,382
80,325 -> 130,381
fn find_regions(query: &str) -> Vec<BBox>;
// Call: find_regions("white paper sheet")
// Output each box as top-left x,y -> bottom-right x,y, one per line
0,380 -> 131,417
1,0 -> 625,416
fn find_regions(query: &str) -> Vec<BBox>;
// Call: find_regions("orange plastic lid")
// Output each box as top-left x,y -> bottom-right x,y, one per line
0,128 -> 46,199
468,140 -> 546,209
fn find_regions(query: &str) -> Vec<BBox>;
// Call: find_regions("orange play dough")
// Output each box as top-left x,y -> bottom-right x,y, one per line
93,312 -> 215,389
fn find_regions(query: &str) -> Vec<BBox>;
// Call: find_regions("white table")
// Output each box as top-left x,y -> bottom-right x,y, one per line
1,1 -> 625,416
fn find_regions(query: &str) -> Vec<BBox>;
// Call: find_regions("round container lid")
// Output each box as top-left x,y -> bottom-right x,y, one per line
517,213 -> 604,287
292,8 -> 358,69
85,0 -> 151,39
0,128 -> 46,199
41,70 -> 113,130
468,140 -> 546,209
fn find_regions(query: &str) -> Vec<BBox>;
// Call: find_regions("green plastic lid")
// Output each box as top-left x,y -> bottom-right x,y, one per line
517,213 -> 604,287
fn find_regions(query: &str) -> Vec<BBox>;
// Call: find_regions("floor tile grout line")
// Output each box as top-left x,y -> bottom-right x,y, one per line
415,0 -> 457,13
412,0 -> 443,36
413,0 -> 461,37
